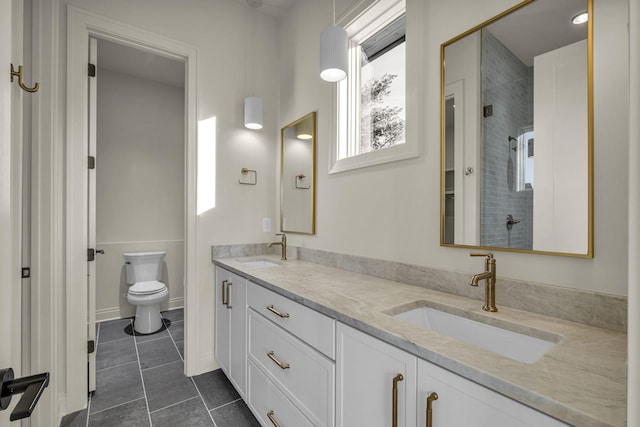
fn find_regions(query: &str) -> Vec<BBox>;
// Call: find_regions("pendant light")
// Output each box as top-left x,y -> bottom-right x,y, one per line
244,96 -> 263,130
296,117 -> 313,140
320,0 -> 347,82
244,0 -> 263,129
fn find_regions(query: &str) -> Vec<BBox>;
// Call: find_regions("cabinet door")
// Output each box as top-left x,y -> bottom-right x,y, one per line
336,323 -> 417,427
417,359 -> 569,427
228,276 -> 247,398
214,267 -> 231,375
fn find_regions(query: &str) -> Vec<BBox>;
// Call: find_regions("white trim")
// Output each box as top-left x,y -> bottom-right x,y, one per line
30,0 -> 63,424
97,239 -> 186,246
330,0 -> 420,174
95,297 -> 185,322
628,0 -> 640,424
65,6 -> 199,413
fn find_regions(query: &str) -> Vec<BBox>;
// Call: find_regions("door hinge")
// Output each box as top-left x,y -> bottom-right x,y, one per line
88,248 -> 95,262
88,340 -> 95,354
88,156 -> 95,170
21,267 -> 30,278
88,63 -> 96,77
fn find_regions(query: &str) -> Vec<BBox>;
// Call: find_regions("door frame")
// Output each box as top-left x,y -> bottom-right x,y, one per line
1,0 -> 23,424
65,6 -> 198,413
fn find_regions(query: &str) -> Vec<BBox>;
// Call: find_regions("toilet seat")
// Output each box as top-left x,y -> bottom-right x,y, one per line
129,280 -> 166,296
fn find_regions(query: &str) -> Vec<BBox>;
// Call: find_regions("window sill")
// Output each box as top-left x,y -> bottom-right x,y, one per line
329,141 -> 418,174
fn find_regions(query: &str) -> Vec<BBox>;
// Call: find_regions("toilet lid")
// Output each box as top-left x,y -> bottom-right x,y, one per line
129,280 -> 166,295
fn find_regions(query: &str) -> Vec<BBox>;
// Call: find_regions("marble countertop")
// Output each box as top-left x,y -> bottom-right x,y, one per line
213,255 -> 626,427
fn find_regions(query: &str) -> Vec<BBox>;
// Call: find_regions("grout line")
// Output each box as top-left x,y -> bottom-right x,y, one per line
163,315 -> 216,426
86,392 -> 92,427
135,333 -> 171,345
97,335 -> 135,346
131,318 -> 154,427
140,359 -> 183,372
164,319 -> 184,363
209,397 -> 243,412
148,396 -> 200,414
191,377 -> 218,427
88,397 -> 146,417
95,360 -> 139,373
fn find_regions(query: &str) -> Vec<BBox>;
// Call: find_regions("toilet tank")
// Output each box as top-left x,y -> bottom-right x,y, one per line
123,251 -> 166,285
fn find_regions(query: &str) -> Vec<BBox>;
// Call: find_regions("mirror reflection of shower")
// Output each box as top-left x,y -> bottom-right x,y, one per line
516,127 -> 534,192
443,96 -> 455,244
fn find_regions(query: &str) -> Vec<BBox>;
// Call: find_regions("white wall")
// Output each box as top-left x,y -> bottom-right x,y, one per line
279,0 -> 629,296
52,0 -> 279,385
95,68 -> 185,320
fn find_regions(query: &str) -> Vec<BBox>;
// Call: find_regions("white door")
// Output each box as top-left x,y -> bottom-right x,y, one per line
1,0 -> 23,424
87,37 -> 98,393
417,359 -> 569,426
214,267 -> 231,374
336,324 -> 417,427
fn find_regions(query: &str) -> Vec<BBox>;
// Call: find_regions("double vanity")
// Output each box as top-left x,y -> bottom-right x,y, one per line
212,253 -> 626,427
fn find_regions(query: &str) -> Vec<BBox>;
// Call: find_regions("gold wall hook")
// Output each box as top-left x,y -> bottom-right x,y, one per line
10,64 -> 39,93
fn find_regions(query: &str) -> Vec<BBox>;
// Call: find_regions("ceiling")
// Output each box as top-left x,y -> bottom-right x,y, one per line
97,39 -> 185,88
487,0 -> 588,67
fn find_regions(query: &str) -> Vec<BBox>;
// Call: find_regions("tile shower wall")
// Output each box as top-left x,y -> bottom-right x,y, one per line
481,29 -> 533,249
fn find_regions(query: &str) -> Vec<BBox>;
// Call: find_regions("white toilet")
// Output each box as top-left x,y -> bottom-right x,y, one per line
124,251 -> 169,334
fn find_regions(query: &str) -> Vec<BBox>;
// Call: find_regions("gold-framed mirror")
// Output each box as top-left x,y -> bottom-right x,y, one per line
280,112 -> 317,235
440,0 -> 593,257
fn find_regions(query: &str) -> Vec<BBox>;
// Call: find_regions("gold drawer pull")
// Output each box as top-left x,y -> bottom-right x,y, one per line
392,373 -> 404,427
226,281 -> 232,309
221,280 -> 228,306
267,410 -> 281,427
426,392 -> 438,427
267,305 -> 290,318
267,351 -> 290,369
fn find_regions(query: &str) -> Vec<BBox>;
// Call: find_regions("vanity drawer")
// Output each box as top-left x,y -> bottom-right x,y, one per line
248,281 -> 335,359
248,360 -> 314,427
248,309 -> 335,427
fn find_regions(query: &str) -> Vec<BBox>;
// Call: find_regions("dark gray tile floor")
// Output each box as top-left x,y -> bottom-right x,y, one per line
59,308 -> 259,427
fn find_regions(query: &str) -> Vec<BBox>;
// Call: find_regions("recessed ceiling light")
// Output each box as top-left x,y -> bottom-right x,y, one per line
571,11 -> 588,25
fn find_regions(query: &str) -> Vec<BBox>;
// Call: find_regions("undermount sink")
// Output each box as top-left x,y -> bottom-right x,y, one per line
237,258 -> 282,268
392,304 -> 559,364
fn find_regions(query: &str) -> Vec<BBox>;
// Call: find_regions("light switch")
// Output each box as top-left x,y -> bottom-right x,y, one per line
262,218 -> 272,232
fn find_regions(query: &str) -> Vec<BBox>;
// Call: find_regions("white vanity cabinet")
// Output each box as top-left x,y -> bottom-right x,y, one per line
336,323 -> 570,427
418,359 -> 569,427
214,266 -> 247,398
246,281 -> 336,427
336,323 -> 417,427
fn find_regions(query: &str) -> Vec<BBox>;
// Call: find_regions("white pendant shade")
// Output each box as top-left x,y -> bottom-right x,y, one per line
320,25 -> 348,82
296,118 -> 313,140
244,96 -> 263,130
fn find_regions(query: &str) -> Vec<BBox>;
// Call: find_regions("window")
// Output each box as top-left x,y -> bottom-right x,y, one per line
360,16 -> 406,154
331,0 -> 416,173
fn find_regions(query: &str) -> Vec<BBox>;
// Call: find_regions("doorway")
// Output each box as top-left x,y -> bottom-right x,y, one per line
87,37 -> 186,392
65,7 -> 199,414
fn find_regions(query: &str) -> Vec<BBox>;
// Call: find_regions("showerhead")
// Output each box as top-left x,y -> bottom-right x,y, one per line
508,136 -> 517,151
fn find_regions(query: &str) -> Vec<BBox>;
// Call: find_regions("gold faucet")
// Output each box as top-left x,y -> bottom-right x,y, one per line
268,233 -> 287,260
469,252 -> 497,312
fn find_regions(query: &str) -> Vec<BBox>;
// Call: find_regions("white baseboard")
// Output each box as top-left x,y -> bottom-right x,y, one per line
96,297 -> 184,322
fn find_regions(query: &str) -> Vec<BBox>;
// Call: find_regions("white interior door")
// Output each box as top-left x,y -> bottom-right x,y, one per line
87,37 -> 98,393
1,0 -> 23,424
